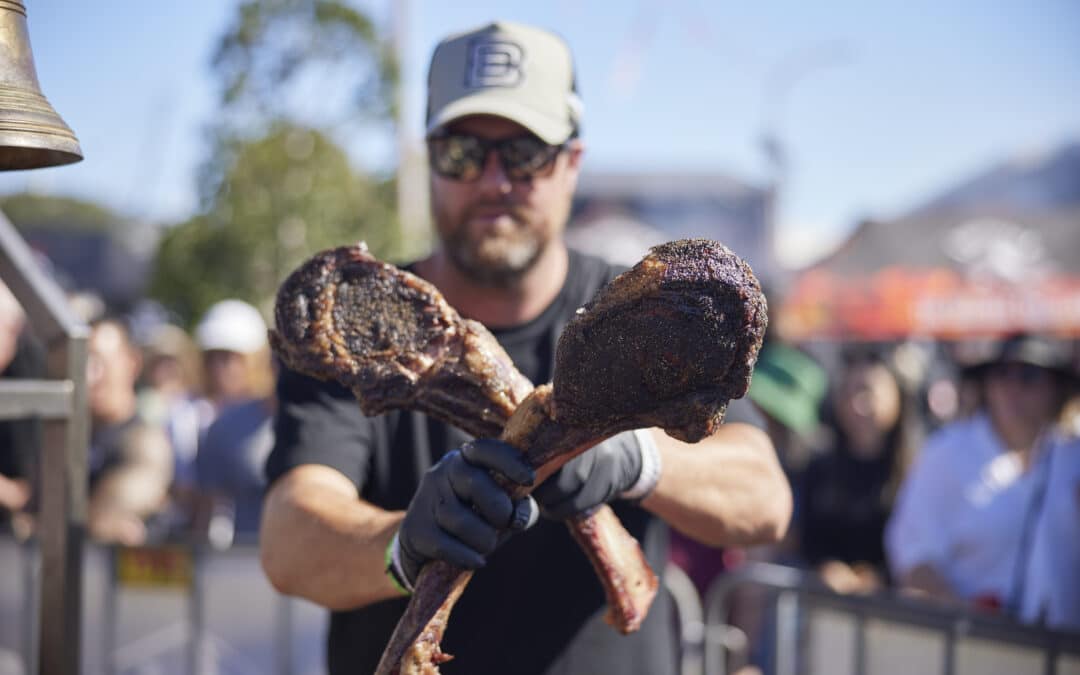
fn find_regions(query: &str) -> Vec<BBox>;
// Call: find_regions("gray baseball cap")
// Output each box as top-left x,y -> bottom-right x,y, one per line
425,21 -> 583,144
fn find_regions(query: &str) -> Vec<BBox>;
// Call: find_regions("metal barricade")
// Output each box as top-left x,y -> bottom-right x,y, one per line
0,210 -> 89,675
666,563 -> 706,675
0,536 -> 328,675
702,562 -> 1080,675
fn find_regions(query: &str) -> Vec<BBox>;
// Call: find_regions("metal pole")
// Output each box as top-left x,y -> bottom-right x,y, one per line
0,210 -> 89,675
21,540 -> 38,675
392,0 -> 430,258
275,594 -> 294,675
105,547 -> 118,675
854,611 -> 866,675
37,332 -> 88,675
188,546 -> 208,675
774,590 -> 799,675
944,619 -> 956,675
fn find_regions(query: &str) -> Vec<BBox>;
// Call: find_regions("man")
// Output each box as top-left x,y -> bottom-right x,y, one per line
86,318 -> 174,545
0,281 -> 41,537
261,20 -> 791,675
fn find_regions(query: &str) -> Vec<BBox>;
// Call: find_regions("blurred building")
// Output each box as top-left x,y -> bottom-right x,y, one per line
779,140 -> 1080,341
1,194 -> 157,313
23,229 -> 150,311
566,171 -> 776,283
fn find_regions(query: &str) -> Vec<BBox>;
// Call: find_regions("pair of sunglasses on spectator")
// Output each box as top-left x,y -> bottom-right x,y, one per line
427,132 -> 573,182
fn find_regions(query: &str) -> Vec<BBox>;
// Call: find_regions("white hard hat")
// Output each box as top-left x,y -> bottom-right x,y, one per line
194,300 -> 268,354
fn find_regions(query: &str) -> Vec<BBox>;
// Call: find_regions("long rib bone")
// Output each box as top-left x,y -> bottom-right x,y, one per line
373,239 -> 767,674
269,244 -> 668,643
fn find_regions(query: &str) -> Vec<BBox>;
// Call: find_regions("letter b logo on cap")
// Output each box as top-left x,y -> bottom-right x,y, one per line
465,38 -> 524,88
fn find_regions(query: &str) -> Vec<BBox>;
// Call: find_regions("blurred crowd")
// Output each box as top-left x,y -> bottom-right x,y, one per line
1,275 -> 1078,647
0,279 -> 275,549
666,292 -> 1080,647
665,291 -> 1080,643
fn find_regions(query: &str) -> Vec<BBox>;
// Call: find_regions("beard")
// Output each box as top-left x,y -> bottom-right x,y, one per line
438,199 -> 548,288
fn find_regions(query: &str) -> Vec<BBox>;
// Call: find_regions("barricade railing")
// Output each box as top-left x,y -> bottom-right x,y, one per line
702,561 -> 1080,675
0,210 -> 90,675
0,538 -> 722,675
7,536 -> 1072,675
666,563 -> 706,675
0,536 -> 327,675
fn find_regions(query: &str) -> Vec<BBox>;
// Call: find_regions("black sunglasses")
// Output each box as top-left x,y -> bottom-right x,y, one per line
427,132 -> 570,182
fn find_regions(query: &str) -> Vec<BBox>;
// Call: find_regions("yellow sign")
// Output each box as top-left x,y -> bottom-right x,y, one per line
115,546 -> 194,588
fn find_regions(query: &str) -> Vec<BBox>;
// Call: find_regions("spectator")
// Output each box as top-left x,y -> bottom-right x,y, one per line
196,368 -> 277,546
137,323 -> 204,429
0,281 -> 42,538
748,342 -> 828,508
694,341 -> 827,675
163,300 -> 271,537
191,300 -> 274,545
86,318 -> 174,545
803,344 -> 919,594
886,334 -> 1076,617
668,342 -> 825,593
1019,390 -> 1080,632
195,299 -> 273,410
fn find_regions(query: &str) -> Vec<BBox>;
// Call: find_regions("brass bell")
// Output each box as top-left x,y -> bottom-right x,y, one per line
0,0 -> 82,170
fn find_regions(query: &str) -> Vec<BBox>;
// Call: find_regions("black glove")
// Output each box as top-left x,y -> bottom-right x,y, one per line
532,431 -> 657,520
394,439 -> 537,588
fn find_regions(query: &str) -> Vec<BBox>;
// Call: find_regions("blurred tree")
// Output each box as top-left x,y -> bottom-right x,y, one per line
150,124 -> 397,326
149,0 -> 408,326
211,0 -> 395,132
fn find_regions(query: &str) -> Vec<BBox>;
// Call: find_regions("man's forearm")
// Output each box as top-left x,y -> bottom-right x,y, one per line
641,423 -> 791,547
260,464 -> 405,610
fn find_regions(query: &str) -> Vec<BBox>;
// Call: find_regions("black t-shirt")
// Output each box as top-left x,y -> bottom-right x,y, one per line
267,249 -> 678,675
798,450 -> 893,575
0,333 -> 44,481
0,333 -> 44,530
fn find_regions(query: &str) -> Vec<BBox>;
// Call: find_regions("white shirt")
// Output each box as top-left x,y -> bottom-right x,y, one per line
885,413 -> 1055,607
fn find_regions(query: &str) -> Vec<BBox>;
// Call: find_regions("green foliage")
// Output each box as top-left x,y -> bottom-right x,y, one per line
211,0 -> 397,134
149,124 -> 399,326
0,193 -> 126,235
148,0 -> 408,326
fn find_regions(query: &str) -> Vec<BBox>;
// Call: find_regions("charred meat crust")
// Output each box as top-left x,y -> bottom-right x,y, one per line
554,239 -> 767,442
270,243 -> 532,438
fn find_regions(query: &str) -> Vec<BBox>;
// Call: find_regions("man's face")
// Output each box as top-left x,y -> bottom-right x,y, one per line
984,362 -> 1062,440
203,349 -> 250,402
429,115 -> 583,286
87,322 -> 140,419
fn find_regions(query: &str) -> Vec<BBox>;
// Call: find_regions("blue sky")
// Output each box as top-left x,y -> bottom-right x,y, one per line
8,1 -> 1080,265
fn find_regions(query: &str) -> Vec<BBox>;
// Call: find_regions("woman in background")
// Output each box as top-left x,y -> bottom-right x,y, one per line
801,344 -> 920,594
886,334 -> 1077,623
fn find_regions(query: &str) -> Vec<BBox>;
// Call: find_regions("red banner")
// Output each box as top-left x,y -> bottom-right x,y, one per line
778,267 -> 1080,341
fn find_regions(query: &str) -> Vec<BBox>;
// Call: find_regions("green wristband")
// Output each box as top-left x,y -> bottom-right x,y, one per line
384,533 -> 412,597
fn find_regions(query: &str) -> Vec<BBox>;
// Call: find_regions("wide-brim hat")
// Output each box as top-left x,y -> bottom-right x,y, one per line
748,343 -> 828,437
961,333 -> 1077,382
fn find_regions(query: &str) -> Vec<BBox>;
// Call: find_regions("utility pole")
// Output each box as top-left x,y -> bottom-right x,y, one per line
391,0 -> 429,258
